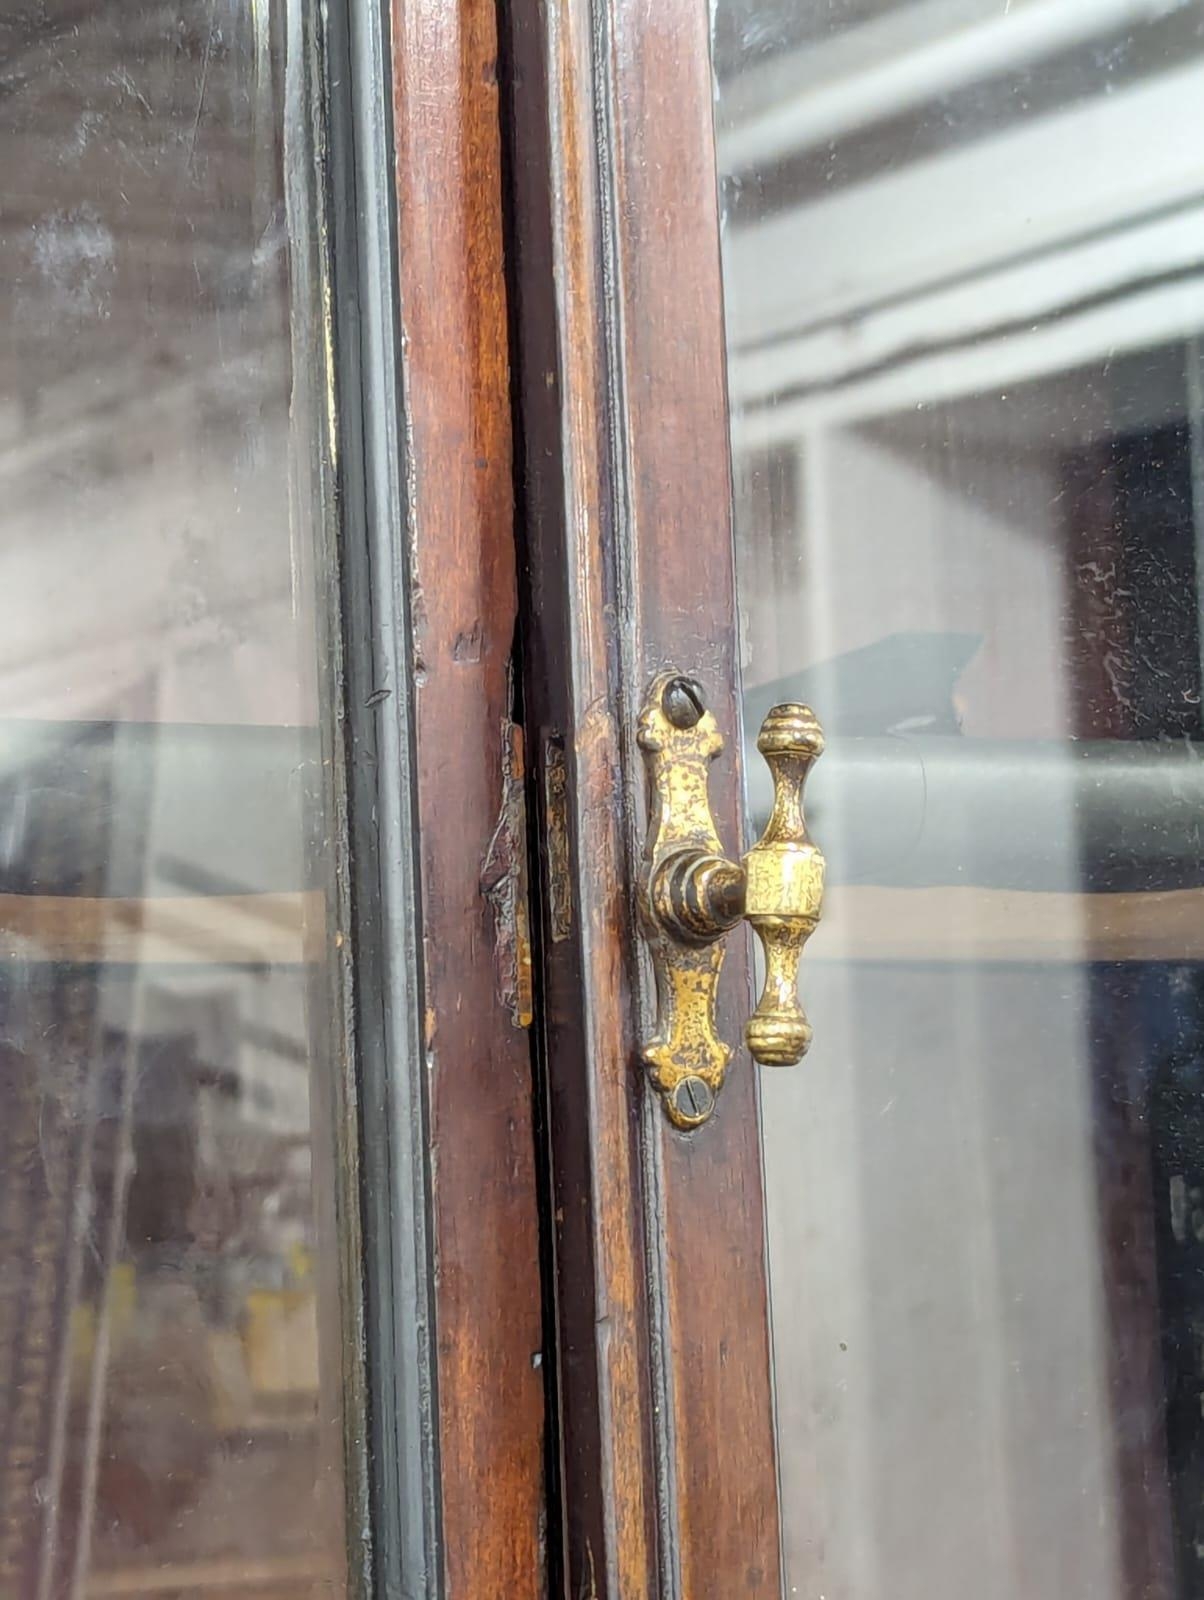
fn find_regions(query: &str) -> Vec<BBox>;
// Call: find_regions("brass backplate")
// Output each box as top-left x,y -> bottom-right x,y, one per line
636,674 -> 733,1129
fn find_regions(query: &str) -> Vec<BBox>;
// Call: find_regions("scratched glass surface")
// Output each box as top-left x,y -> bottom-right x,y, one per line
716,2 -> 1204,1596
0,7 -> 346,1598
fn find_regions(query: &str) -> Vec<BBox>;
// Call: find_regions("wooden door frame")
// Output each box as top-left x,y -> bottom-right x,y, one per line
385,0 -> 550,1586
320,0 -> 548,1592
501,0 -> 783,1591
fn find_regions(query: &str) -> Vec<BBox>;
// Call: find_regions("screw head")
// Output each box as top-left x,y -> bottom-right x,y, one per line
663,676 -> 705,729
671,1075 -> 715,1125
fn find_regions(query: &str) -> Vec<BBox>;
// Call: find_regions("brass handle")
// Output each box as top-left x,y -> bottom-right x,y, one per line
637,673 -> 825,1128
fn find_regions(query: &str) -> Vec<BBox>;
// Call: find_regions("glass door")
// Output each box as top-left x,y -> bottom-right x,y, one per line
0,5 -> 351,1594
714,2 -> 1204,1595
0,2 -> 548,1596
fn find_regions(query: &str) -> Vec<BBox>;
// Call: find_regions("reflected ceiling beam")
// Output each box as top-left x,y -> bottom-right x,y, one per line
724,58 -> 1204,347
728,201 -> 1204,411
0,336 -> 283,468
719,0 -> 1193,175
735,269 -> 1204,438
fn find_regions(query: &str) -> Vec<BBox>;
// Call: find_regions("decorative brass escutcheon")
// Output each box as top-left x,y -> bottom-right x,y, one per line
637,671 -> 825,1129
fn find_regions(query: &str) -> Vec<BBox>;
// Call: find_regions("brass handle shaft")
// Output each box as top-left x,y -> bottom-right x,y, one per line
742,704 -> 825,1066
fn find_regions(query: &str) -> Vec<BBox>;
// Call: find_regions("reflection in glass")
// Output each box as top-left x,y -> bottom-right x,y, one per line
0,6 -> 345,1597
716,2 -> 1204,1596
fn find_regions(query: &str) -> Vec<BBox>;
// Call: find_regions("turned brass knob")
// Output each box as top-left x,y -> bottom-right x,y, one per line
637,673 -> 826,1128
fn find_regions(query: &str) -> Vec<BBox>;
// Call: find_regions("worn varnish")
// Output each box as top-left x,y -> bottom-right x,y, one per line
503,0 -> 782,1590
390,0 -> 546,1590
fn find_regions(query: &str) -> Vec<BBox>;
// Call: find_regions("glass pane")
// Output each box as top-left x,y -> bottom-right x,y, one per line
715,3 -> 1204,1596
1,7 -> 347,1596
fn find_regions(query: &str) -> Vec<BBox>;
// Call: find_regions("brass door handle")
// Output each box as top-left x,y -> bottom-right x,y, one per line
637,672 -> 825,1128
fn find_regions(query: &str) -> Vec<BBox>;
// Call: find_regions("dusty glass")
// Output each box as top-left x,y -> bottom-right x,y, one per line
716,2 -> 1204,1595
0,6 -> 347,1596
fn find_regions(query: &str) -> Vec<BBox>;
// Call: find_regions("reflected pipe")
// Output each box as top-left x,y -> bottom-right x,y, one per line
743,735 -> 1204,893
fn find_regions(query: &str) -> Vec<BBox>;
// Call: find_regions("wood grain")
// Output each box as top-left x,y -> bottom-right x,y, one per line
390,0 -> 546,1590
817,884 -> 1204,963
502,0 -> 781,1589
0,892 -> 317,966
85,1555 -> 330,1595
